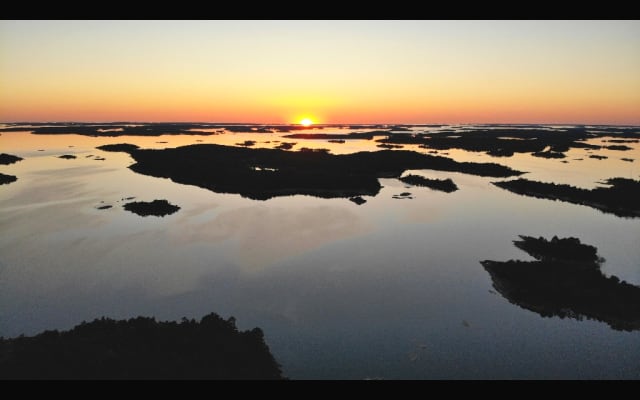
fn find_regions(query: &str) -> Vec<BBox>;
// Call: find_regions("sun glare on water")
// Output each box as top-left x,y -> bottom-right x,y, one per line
300,118 -> 313,127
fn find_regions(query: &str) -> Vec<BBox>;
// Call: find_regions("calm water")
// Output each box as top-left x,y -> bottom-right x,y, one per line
1,126 -> 639,379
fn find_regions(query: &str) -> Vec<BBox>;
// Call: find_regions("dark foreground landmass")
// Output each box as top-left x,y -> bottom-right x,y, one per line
481,236 -> 640,331
97,143 -> 521,201
0,153 -> 23,165
0,172 -> 17,185
123,199 -> 180,217
0,312 -> 283,379
492,177 -> 640,218
399,174 -> 458,193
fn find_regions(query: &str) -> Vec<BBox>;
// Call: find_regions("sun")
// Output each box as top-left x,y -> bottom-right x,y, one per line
300,118 -> 313,127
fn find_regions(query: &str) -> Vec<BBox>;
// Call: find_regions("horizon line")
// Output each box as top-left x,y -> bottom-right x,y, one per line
2,121 -> 639,127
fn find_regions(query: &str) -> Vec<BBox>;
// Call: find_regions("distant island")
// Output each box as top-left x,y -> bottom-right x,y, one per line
0,122 -> 320,136
492,177 -> 640,218
123,199 -> 181,217
0,312 -> 283,379
377,125 -> 639,158
97,142 -> 522,201
2,123 -> 637,162
0,153 -> 23,165
481,236 -> 640,331
399,174 -> 458,193
0,172 -> 17,185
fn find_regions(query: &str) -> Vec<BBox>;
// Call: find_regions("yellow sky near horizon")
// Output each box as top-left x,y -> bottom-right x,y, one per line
1,20 -> 639,125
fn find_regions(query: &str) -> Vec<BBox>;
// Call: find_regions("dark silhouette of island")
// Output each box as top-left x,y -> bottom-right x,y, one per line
388,125 -> 412,131
58,154 -> 77,159
96,205 -> 112,210
299,147 -> 330,154
5,124 -> 638,161
376,126 -> 639,158
0,123 -> 228,137
123,200 -> 180,217
0,122 -> 327,136
605,145 -> 633,151
399,174 -> 458,193
349,196 -> 367,205
606,139 -> 639,143
392,192 -> 413,199
589,154 -> 608,160
492,177 -> 640,218
0,153 -> 23,165
98,143 -> 522,201
284,130 -> 388,140
377,143 -> 404,149
0,312 -> 283,379
621,158 -> 634,162
274,142 -> 296,150
481,235 -> 640,331
0,172 -> 17,185
98,143 -> 140,152
531,151 -> 566,159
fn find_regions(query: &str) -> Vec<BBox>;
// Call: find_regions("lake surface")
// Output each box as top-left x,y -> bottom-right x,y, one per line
1,125 -> 639,379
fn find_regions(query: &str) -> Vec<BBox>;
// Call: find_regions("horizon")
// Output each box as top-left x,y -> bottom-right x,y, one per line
2,121 -> 640,127
1,20 -> 639,125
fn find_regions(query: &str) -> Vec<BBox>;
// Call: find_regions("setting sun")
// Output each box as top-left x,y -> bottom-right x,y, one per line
300,118 -> 313,127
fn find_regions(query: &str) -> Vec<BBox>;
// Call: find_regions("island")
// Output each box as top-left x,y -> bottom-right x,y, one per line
481,235 -> 640,332
274,142 -> 296,150
97,143 -> 523,201
491,177 -> 640,218
283,130 -> 388,140
0,153 -> 23,165
123,199 -> 180,217
349,196 -> 367,205
0,122 -> 323,136
531,151 -> 566,159
376,126 -> 639,158
0,172 -> 17,185
0,312 -> 283,379
399,174 -> 458,193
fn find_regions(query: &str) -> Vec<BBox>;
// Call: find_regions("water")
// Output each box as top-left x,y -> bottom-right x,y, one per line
1,126 -> 639,379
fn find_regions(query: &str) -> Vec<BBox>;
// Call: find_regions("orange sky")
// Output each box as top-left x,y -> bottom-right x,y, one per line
1,20 -> 639,125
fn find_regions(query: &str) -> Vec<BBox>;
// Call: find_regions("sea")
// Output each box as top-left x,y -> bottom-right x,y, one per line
1,124 -> 638,379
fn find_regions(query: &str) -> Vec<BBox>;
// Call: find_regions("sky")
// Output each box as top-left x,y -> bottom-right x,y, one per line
1,20 -> 639,125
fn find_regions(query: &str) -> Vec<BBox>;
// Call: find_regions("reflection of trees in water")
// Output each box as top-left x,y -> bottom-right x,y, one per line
481,236 -> 640,331
0,313 -> 283,379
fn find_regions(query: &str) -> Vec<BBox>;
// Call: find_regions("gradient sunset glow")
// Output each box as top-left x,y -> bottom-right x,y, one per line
1,20 -> 639,125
